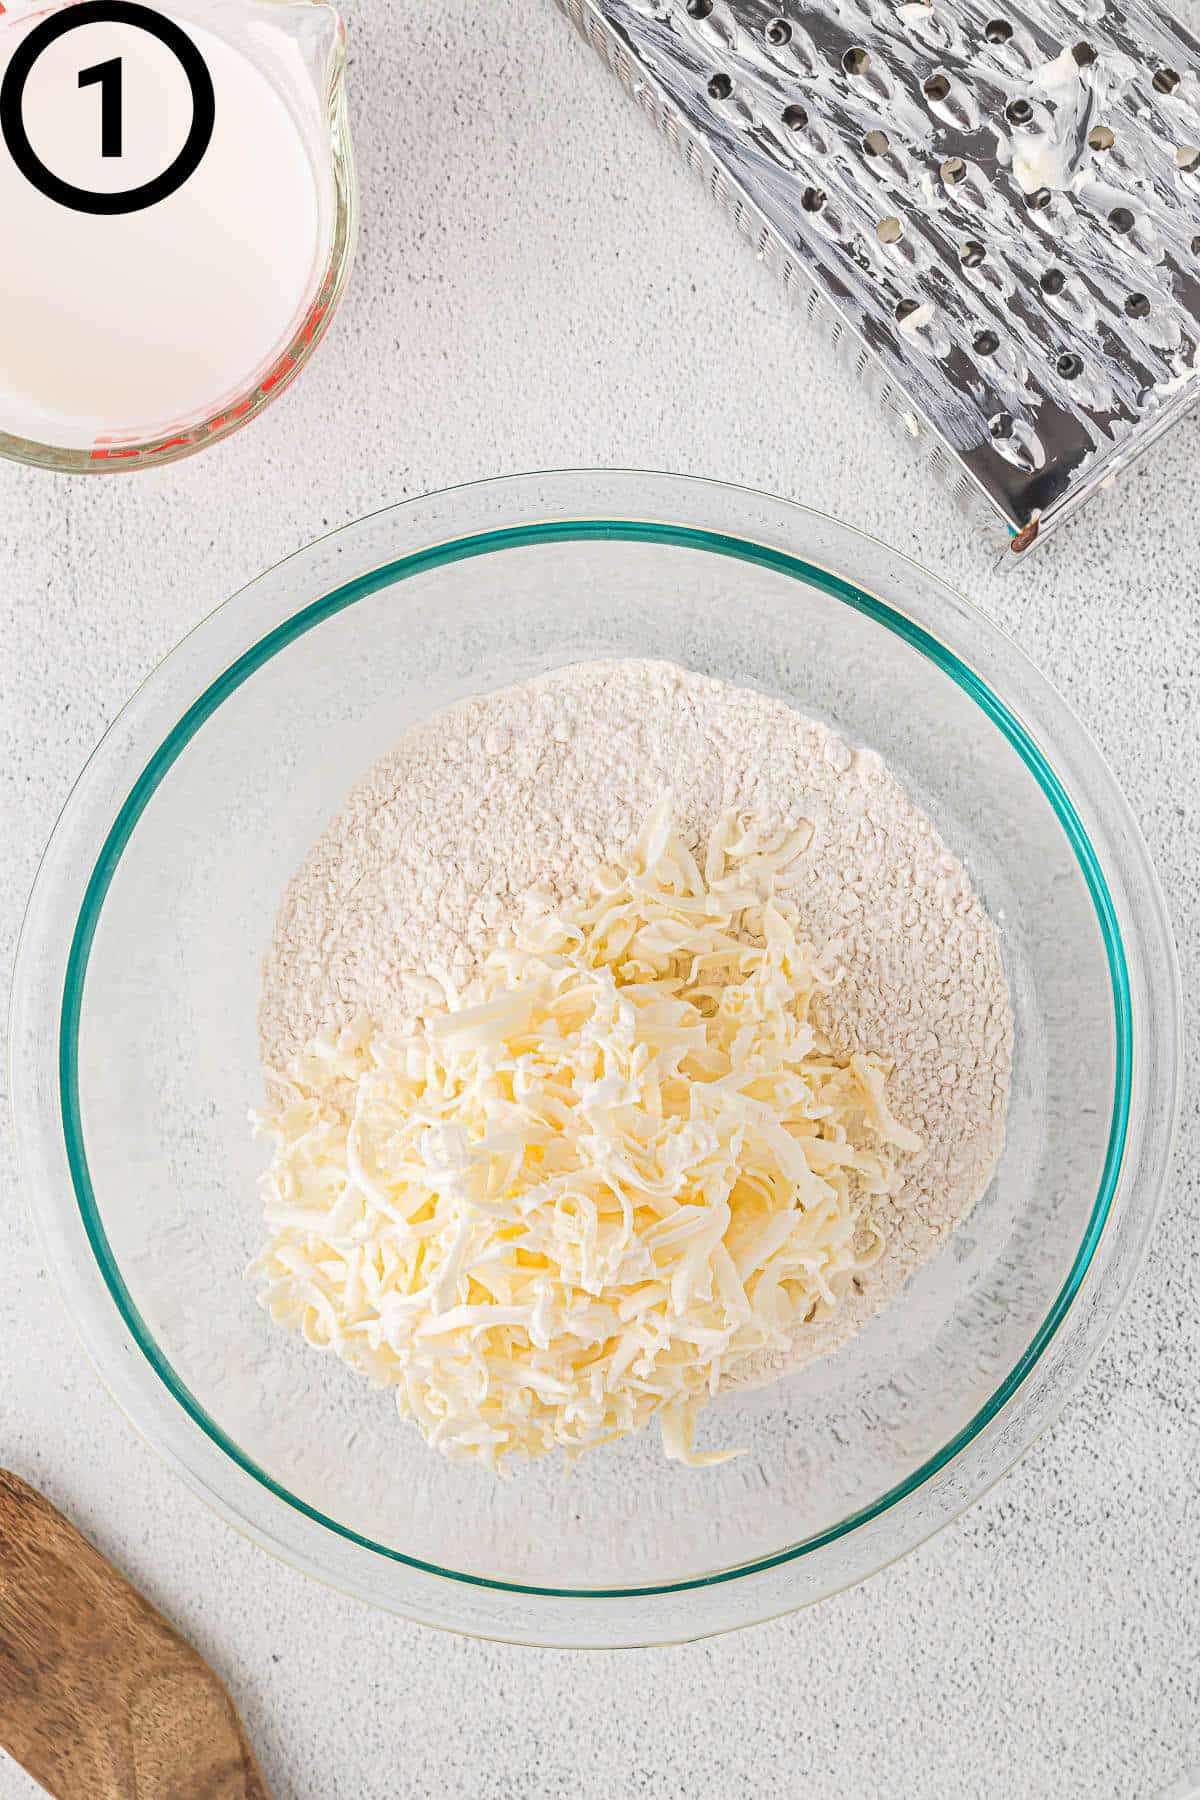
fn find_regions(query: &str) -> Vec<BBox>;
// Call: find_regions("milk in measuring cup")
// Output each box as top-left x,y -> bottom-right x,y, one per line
0,0 -> 350,461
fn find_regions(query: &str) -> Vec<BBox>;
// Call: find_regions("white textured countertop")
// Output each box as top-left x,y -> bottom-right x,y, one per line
2,2 -> 1198,1794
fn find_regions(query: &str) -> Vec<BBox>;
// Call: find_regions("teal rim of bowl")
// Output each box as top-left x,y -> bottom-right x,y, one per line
58,520 -> 1133,1601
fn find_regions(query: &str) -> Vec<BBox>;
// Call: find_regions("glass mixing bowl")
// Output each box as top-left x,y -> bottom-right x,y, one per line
10,472 -> 1180,1646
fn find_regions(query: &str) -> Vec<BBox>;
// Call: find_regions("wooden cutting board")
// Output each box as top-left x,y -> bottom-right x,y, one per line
0,1469 -> 269,1799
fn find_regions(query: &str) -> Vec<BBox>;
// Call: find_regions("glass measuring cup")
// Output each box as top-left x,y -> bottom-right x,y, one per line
0,0 -> 356,474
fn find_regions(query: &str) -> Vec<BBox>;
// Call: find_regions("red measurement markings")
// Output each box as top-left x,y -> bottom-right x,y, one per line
89,297 -> 330,462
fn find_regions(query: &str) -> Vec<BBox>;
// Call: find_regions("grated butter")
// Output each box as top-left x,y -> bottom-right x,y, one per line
249,800 -> 922,1472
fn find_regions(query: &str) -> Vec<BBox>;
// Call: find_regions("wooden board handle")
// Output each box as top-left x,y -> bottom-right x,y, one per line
0,1469 -> 270,1799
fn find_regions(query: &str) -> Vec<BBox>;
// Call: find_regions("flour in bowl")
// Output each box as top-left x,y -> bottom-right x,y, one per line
257,659 -> 1012,1419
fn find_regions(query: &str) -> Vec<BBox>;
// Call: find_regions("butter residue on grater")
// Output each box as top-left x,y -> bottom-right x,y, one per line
556,0 -> 1200,559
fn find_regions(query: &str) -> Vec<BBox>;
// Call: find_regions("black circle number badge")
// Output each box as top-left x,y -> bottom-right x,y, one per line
0,1 -> 214,215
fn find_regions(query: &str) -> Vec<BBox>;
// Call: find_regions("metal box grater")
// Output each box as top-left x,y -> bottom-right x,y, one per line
555,0 -> 1200,559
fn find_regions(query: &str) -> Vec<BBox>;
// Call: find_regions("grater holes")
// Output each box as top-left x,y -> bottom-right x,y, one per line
783,103 -> 809,129
1109,205 -> 1135,233
765,18 -> 791,46
1057,351 -> 1084,379
802,185 -> 826,211
1125,292 -> 1151,317
708,72 -> 733,99
686,0 -> 713,15
973,328 -> 1000,355
876,215 -> 904,242
1006,98 -> 1034,126
583,0 -> 1200,522
1153,67 -> 1181,94
1177,145 -> 1200,170
924,72 -> 951,102
1040,267 -> 1067,294
843,47 -> 870,76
